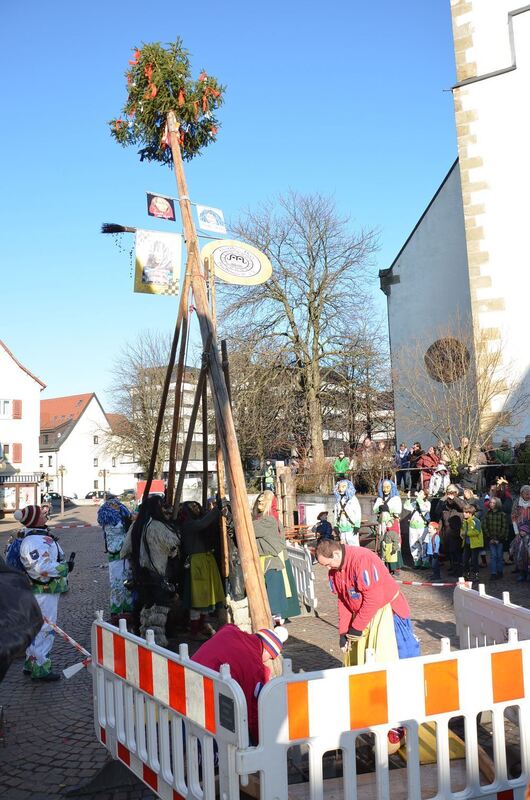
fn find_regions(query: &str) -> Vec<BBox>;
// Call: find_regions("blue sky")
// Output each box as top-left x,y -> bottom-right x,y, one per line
1,1 -> 457,409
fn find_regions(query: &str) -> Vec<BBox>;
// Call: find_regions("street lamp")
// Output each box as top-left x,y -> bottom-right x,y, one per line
58,465 -> 66,516
98,469 -> 109,500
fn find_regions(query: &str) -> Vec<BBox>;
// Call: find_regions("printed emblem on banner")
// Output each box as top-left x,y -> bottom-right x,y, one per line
196,205 -> 226,234
146,193 -> 176,221
200,239 -> 272,286
134,230 -> 182,296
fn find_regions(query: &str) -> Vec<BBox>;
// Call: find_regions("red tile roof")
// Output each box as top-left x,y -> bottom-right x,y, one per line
106,413 -> 130,435
0,340 -> 46,389
41,393 -> 94,430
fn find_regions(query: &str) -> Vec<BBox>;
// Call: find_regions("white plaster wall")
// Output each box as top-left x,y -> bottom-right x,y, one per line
50,398 -> 137,497
453,6 -> 530,440
0,347 -> 42,473
386,164 -> 472,445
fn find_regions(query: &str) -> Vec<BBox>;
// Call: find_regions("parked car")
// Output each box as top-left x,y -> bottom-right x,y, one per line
46,492 -> 74,507
85,490 -> 114,500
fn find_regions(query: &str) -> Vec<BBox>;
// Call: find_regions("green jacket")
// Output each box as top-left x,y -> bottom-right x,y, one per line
333,457 -> 350,475
461,516 -> 484,549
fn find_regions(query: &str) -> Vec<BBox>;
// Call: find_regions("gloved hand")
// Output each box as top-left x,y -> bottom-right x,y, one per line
339,634 -> 351,652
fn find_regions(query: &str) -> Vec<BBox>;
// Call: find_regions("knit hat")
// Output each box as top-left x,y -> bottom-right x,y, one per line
14,505 -> 41,528
256,626 -> 288,658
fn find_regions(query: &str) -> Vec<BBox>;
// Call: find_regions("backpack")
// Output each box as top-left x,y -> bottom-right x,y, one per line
5,536 -> 25,573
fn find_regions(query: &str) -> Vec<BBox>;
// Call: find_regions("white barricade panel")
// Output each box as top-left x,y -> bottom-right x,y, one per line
92,618 -> 248,800
237,639 -> 530,800
455,584 -> 530,649
287,542 -> 318,612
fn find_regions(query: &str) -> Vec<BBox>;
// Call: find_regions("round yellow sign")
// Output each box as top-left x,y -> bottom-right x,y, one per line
201,239 -> 272,285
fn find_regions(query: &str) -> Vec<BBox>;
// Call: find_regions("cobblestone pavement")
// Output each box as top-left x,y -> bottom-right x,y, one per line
0,506 -> 528,799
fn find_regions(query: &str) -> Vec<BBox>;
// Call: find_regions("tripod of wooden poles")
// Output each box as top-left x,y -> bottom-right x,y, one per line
141,110 -> 272,634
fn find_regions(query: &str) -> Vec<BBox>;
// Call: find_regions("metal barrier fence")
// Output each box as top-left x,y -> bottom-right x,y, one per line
454,582 -> 530,648
286,542 -> 318,613
93,613 -> 530,799
92,613 -> 249,800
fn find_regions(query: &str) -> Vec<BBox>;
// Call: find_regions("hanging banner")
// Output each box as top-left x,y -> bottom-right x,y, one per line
200,239 -> 272,285
196,204 -> 227,234
146,192 -> 176,220
134,230 -> 181,295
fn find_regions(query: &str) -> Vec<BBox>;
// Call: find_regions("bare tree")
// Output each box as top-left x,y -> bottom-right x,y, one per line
105,331 -> 174,477
393,321 -> 530,462
225,332 -> 300,466
219,192 -> 379,480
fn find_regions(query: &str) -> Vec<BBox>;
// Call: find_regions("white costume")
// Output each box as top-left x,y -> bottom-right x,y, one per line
19,528 -> 69,678
428,466 -> 450,498
334,489 -> 362,546
404,494 -> 431,567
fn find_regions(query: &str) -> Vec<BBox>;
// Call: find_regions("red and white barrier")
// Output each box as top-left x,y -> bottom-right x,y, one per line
92,614 -> 248,800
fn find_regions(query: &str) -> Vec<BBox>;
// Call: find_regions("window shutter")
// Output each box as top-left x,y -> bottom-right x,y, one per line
13,443 -> 22,463
12,400 -> 22,419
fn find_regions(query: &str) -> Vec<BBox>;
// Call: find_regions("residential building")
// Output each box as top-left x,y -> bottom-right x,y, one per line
0,340 -> 45,515
40,394 -> 140,498
380,3 -> 530,445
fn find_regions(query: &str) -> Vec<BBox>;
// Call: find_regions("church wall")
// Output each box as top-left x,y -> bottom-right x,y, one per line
451,1 -> 530,441
385,163 -> 472,446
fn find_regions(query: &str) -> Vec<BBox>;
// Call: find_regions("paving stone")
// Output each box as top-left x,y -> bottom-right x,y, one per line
0,505 -> 527,799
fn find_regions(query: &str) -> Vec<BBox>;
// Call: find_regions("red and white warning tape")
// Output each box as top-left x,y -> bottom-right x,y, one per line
48,524 -> 95,529
395,579 -> 472,588
43,616 -> 92,678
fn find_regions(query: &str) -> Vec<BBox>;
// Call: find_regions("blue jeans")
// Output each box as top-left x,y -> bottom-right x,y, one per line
489,541 -> 504,576
430,554 -> 440,580
396,469 -> 411,491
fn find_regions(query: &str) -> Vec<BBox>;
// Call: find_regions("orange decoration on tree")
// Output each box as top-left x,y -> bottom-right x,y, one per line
178,89 -> 185,106
129,49 -> 141,65
198,70 -> 207,81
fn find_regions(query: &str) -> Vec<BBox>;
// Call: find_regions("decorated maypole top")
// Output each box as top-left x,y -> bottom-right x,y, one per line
109,39 -> 225,164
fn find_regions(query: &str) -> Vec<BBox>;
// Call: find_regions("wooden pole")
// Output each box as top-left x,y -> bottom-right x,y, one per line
221,339 -> 232,406
209,258 -> 230,580
202,375 -> 209,510
167,111 -> 272,631
142,261 -> 192,502
166,303 -> 189,504
172,335 -> 212,514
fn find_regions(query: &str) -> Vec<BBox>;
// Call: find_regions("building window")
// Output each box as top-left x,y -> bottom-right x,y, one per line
93,457 -> 98,467
94,480 -> 99,489
112,457 -> 116,467
48,455 -> 53,467
0,400 -> 11,418
93,435 -> 99,444
3,444 -> 9,456
43,434 -> 49,444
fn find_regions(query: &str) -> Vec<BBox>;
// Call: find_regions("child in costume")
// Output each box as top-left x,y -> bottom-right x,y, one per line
426,521 -> 441,580
374,479 -> 402,569
380,517 -> 400,575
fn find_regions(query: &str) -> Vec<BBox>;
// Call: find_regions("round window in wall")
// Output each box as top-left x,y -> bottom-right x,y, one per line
424,337 -> 471,383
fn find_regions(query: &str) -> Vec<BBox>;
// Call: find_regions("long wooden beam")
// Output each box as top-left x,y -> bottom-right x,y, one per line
167,110 -> 272,631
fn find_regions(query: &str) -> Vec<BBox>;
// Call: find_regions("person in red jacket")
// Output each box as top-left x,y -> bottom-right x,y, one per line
191,623 -> 288,745
316,540 -> 420,665
417,446 -> 441,494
